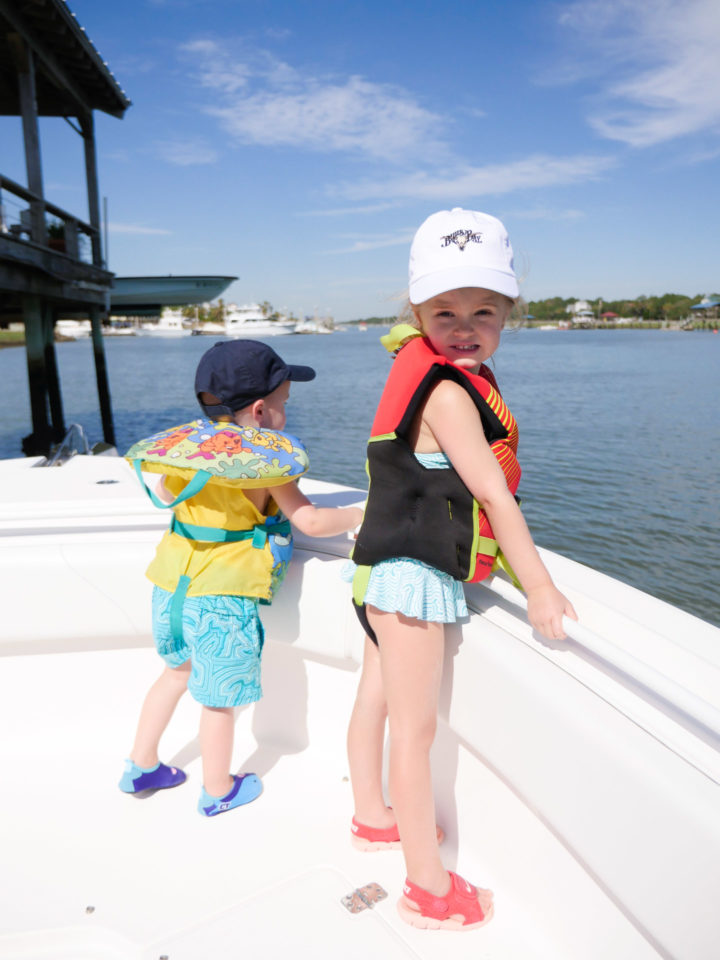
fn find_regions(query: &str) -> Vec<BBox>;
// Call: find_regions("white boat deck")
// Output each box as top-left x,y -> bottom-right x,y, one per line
1,458 -> 719,959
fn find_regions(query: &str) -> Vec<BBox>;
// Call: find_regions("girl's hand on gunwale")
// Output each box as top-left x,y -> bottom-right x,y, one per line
526,583 -> 578,641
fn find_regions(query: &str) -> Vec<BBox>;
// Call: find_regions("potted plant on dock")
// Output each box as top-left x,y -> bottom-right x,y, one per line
46,219 -> 66,252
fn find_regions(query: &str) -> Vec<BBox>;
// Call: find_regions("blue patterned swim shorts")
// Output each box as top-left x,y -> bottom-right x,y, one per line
152,586 -> 264,708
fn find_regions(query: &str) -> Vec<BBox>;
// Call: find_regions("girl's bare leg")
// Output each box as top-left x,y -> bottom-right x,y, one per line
369,606 -> 448,893
347,635 -> 395,829
130,661 -> 191,768
200,705 -> 235,798
369,606 -> 494,914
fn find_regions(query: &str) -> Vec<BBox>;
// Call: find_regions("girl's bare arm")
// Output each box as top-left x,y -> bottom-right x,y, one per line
423,380 -> 577,639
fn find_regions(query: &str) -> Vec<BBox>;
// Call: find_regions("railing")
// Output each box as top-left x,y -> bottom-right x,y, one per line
0,173 -> 99,266
42,423 -> 91,466
477,573 -> 720,744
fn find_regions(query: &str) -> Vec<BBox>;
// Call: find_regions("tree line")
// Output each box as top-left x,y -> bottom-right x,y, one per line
526,293 -> 719,323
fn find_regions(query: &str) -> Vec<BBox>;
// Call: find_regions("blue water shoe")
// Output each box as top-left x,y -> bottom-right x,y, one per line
118,759 -> 187,793
198,773 -> 263,816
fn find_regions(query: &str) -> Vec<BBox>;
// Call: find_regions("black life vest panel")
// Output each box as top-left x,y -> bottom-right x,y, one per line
352,327 -> 520,584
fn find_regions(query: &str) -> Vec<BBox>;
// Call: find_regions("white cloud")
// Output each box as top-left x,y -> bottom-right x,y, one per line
181,41 -> 445,162
324,230 -> 414,255
154,140 -> 218,166
502,207 -> 585,222
299,203 -> 399,218
333,154 -> 615,202
557,0 -> 720,146
109,223 -> 172,235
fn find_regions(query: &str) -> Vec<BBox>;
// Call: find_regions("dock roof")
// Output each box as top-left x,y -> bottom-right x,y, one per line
0,0 -> 131,118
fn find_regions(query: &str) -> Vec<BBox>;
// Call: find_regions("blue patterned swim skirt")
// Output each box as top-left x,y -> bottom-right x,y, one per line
152,586 -> 264,708
342,557 -> 467,623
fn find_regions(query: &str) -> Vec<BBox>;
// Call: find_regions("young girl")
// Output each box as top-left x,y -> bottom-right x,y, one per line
346,208 -> 578,931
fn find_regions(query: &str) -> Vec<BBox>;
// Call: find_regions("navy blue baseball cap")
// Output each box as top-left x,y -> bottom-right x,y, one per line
195,340 -> 316,418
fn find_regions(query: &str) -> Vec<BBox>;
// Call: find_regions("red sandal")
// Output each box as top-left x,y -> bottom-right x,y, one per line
351,816 -> 445,851
397,871 -> 494,931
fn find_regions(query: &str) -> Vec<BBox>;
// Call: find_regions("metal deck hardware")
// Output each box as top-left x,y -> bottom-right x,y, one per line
341,882 -> 388,914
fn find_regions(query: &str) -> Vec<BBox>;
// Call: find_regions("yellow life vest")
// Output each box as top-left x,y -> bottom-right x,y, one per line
145,478 -> 290,601
125,419 -> 309,607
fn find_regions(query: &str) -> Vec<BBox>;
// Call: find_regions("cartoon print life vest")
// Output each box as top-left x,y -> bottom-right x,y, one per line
351,326 -> 520,599
126,420 -> 309,639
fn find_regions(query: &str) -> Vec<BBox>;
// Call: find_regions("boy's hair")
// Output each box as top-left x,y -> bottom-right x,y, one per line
195,340 -> 315,419
198,390 -> 235,421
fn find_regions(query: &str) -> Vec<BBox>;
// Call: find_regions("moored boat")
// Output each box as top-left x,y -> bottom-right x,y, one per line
135,307 -> 191,337
55,318 -> 91,339
224,303 -> 297,337
110,275 -> 237,314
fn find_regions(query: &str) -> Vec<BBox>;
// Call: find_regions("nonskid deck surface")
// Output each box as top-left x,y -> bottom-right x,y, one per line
1,642 -> 660,960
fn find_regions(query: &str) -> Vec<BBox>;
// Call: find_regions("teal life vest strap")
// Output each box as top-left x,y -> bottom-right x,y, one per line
169,515 -> 291,548
169,574 -> 192,647
165,515 -> 291,644
133,459 -> 212,509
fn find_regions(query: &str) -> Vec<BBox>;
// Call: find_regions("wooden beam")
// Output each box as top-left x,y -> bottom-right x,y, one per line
13,38 -> 47,246
80,113 -> 103,266
43,302 -> 66,437
89,306 -> 115,446
21,294 -> 52,455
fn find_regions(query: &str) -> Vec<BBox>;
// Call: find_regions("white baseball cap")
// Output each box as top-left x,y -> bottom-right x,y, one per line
408,208 -> 519,305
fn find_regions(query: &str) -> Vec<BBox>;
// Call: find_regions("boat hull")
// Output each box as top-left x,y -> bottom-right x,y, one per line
0,457 -> 718,959
110,275 -> 237,314
134,327 -> 190,337
224,321 -> 297,337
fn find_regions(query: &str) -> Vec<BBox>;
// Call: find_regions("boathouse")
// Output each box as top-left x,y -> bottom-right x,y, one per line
690,297 -> 719,323
0,0 -> 130,455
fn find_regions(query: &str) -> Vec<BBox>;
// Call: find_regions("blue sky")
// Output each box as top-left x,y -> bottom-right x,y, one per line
3,0 -> 719,320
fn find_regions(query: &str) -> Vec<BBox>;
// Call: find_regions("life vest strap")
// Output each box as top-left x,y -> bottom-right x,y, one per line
474,534 -> 523,589
352,564 -> 372,607
475,535 -> 500,558
491,550 -> 523,591
169,515 -> 291,545
169,574 -> 191,646
165,516 -> 291,644
133,459 -> 212,509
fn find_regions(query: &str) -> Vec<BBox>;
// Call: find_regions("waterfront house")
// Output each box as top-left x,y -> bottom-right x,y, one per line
566,300 -> 594,324
690,297 -> 719,323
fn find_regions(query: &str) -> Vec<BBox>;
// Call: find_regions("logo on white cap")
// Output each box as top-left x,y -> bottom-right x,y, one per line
441,229 -> 483,251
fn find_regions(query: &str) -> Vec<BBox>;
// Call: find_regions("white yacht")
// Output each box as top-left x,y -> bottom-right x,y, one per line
0,447 -> 718,960
224,303 -> 297,337
55,318 -> 91,339
136,307 -> 191,337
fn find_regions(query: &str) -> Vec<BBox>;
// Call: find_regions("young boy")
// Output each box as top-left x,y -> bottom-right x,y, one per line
119,340 -> 363,816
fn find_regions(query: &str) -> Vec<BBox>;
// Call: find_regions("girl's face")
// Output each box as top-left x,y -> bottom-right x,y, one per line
412,287 -> 512,374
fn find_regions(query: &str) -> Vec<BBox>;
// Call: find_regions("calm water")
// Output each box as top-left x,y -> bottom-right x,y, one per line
1,328 -> 719,627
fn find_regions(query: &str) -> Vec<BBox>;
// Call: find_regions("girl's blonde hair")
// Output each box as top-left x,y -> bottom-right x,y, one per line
392,294 -> 527,333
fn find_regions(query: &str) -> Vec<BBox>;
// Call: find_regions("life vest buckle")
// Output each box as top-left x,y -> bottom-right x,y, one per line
252,526 -> 268,549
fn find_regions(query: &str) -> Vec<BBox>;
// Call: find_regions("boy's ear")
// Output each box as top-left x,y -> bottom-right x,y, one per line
251,398 -> 264,423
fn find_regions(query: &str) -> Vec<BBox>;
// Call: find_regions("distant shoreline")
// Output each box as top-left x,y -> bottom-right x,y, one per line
2,320 -> 718,348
